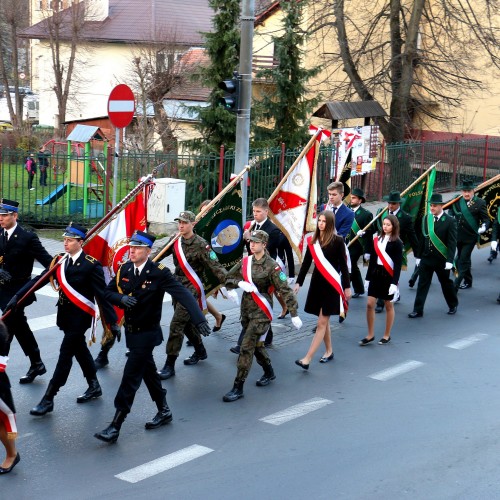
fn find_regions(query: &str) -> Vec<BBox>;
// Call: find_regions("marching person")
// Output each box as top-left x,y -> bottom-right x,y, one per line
347,188 -> 373,298
0,321 -> 20,474
157,211 -> 227,380
448,179 -> 489,290
294,211 -> 351,368
320,181 -> 355,239
408,194 -> 459,318
361,214 -> 403,345
0,198 -> 53,384
95,231 -> 210,443
374,190 -> 419,313
5,223 -> 120,416
223,230 -> 301,402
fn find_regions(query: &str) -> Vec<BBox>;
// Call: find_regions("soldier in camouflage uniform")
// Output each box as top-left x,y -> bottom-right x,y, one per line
223,230 -> 302,402
157,211 -> 227,380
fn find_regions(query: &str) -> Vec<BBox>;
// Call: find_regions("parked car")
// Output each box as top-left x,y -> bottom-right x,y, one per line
0,121 -> 13,131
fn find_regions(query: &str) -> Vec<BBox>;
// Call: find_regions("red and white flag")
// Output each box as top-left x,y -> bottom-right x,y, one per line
308,125 -> 332,142
268,133 -> 321,262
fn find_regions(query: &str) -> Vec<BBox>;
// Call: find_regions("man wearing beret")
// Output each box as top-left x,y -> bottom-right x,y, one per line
95,230 -> 210,443
157,211 -> 227,381
448,179 -> 489,290
0,198 -> 53,384
408,194 -> 459,318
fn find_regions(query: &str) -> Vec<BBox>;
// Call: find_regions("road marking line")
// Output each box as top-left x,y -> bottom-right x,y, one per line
115,445 -> 213,483
369,360 -> 424,381
28,314 -> 57,331
259,397 -> 333,426
446,333 -> 488,350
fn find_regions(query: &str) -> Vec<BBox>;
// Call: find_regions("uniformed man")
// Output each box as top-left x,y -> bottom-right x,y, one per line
5,223 -> 120,416
448,179 -> 489,289
223,230 -> 302,402
347,188 -> 373,297
408,194 -> 459,318
94,230 -> 210,444
157,211 -> 227,380
374,190 -> 419,313
0,198 -> 53,384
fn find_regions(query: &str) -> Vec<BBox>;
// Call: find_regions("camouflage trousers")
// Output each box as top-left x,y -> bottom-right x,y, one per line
166,301 -> 203,357
235,315 -> 272,383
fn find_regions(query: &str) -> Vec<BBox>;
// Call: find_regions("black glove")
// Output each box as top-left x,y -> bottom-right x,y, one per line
110,324 -> 121,343
4,294 -> 18,313
195,321 -> 211,338
0,270 -> 12,285
120,295 -> 138,309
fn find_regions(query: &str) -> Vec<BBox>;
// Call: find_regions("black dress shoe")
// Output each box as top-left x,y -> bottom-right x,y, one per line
0,453 -> 20,474
375,305 -> 384,313
277,310 -> 289,319
408,279 -> 416,288
94,352 -> 109,370
295,359 -> 309,370
19,361 -> 46,384
359,337 -> 374,346
94,424 -> 120,444
158,365 -> 175,380
378,337 -> 391,344
459,282 -> 472,289
183,350 -> 207,365
145,407 -> 173,429
352,292 -> 364,298
212,314 -> 226,332
30,397 -> 54,416
408,311 -> 423,318
76,380 -> 102,403
447,306 -> 458,315
319,353 -> 334,363
229,345 -> 240,354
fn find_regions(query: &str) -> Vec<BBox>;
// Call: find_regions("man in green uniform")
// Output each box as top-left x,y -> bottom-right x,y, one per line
158,211 -> 227,380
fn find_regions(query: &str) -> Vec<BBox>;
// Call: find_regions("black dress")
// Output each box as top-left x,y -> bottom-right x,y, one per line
296,235 -> 350,316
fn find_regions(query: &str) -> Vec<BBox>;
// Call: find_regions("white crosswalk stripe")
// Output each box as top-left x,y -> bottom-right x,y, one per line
259,397 -> 333,426
446,333 -> 488,350
369,360 -> 424,381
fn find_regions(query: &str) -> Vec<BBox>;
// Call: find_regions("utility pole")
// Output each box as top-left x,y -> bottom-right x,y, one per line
235,0 -> 254,221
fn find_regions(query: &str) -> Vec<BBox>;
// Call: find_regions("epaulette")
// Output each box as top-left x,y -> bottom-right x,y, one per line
158,263 -> 166,270
58,252 -> 65,257
85,255 -> 97,264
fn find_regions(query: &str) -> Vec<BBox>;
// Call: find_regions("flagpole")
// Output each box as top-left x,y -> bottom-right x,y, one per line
267,130 -> 322,202
441,172 -> 500,210
152,164 -> 253,263
347,162 -> 439,247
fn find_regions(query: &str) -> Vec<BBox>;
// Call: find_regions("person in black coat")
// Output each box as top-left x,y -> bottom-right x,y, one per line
6,223 -> 120,416
361,214 -> 403,345
409,194 -> 458,318
0,198 -> 53,384
94,230 -> 210,444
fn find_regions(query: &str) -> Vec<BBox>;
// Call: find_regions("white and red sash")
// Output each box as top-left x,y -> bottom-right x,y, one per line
307,237 -> 348,317
173,239 -> 207,311
0,355 -> 17,437
242,256 -> 273,321
373,235 -> 394,277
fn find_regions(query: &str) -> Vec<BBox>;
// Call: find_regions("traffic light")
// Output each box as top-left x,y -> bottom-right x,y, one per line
218,72 -> 240,113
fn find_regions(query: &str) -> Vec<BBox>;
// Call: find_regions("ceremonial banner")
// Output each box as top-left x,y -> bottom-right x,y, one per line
336,126 -> 378,178
336,149 -> 352,202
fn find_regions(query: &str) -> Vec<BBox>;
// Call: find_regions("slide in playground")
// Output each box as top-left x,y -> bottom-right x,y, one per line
35,183 -> 68,206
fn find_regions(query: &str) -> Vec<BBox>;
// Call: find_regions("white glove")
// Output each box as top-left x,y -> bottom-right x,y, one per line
478,223 -> 487,234
444,262 -> 453,270
357,230 -> 366,237
491,241 -> 498,252
291,316 -> 303,330
388,284 -> 398,296
225,289 -> 240,305
364,253 -> 371,261
364,281 -> 370,293
238,281 -> 257,293
415,258 -> 421,266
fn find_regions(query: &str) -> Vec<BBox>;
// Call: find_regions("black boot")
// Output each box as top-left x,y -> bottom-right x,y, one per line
158,355 -> 177,380
145,396 -> 173,429
30,384 -> 57,416
223,380 -> 244,402
76,378 -> 102,403
183,345 -> 207,365
256,365 -> 276,387
94,342 -> 113,370
19,360 -> 47,384
94,410 -> 127,444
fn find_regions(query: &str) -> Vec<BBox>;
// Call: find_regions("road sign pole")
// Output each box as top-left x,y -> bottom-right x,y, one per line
113,127 -> 120,207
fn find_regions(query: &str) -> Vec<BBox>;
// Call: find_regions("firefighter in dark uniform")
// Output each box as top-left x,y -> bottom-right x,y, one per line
347,188 -> 374,297
5,223 -> 120,415
375,191 -> 419,313
95,230 -> 210,444
0,198 -> 53,384
448,179 -> 489,289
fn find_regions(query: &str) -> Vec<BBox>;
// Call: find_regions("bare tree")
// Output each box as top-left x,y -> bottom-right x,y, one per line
307,0 -> 500,143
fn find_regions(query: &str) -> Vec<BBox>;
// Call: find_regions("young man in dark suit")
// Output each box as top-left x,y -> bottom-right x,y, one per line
0,199 -> 53,384
320,181 -> 355,239
408,194 -> 459,317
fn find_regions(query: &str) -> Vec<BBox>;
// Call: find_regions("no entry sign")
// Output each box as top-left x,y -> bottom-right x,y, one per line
107,84 -> 135,128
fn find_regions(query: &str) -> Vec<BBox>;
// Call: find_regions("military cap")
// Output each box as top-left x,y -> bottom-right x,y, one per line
0,199 -> 19,214
174,211 -> 196,223
62,222 -> 87,239
249,229 -> 269,243
129,230 -> 155,248
351,187 -> 366,203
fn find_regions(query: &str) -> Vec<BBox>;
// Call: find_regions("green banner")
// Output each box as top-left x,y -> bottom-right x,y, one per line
475,176 -> 500,247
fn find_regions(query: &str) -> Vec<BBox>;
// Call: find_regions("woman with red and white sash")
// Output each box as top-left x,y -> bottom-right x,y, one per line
361,214 -> 403,346
293,211 -> 351,369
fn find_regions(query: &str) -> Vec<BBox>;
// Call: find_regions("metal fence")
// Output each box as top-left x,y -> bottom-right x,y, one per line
0,135 -> 499,227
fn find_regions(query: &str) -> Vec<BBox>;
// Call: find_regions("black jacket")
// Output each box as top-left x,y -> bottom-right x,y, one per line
245,219 -> 281,259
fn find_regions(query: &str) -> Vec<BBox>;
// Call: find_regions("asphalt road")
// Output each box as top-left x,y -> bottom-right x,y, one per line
3,246 -> 500,499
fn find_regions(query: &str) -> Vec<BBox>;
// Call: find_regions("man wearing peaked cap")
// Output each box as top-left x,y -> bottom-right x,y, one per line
174,211 -> 196,223
448,179 -> 489,289
94,227 -> 211,443
0,198 -> 53,384
62,221 -> 87,239
408,193 -> 459,318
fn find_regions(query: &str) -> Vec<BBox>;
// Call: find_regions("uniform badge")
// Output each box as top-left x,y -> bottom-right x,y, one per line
209,250 -> 217,260
279,271 -> 287,282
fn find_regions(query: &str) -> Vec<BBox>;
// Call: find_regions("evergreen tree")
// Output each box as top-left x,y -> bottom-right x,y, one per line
254,0 -> 320,149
